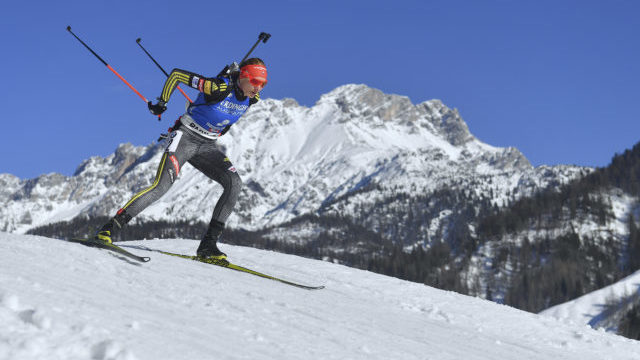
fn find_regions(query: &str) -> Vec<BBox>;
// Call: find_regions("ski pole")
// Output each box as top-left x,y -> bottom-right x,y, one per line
136,38 -> 193,103
240,32 -> 271,64
218,32 -> 271,78
66,26 -> 161,119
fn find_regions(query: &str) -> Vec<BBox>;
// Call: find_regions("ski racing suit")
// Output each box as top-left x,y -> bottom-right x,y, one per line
114,69 -> 259,227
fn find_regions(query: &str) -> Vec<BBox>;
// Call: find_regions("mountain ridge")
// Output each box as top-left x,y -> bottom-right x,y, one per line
0,84 -> 585,234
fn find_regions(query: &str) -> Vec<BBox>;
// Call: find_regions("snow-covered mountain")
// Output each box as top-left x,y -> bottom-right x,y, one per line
0,84 -> 587,236
6,83 -> 640,339
466,186 -> 640,306
2,232 -> 639,360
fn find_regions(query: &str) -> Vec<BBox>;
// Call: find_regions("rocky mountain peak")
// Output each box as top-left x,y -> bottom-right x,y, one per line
316,84 -> 474,147
319,84 -> 414,121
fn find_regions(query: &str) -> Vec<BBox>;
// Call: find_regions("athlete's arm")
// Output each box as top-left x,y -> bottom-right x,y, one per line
159,69 -> 228,103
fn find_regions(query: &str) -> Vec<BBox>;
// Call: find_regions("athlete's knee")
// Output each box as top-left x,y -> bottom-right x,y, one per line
149,163 -> 176,196
156,174 -> 173,194
229,171 -> 242,192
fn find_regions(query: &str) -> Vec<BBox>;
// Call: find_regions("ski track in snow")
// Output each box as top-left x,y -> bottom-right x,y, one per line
1,232 -> 639,360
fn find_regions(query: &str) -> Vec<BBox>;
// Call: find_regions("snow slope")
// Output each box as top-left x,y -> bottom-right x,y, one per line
1,232 -> 639,360
541,269 -> 640,332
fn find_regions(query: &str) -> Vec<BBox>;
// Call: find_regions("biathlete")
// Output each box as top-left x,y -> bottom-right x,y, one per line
94,58 -> 268,260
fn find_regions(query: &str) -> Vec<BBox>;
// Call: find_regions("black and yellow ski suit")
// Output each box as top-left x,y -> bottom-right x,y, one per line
107,69 -> 259,234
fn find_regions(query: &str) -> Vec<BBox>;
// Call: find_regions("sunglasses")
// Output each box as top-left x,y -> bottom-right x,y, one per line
248,77 -> 267,88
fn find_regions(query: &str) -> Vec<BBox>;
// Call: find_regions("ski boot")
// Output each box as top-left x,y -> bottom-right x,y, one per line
197,220 -> 227,261
93,210 -> 131,245
94,229 -> 113,244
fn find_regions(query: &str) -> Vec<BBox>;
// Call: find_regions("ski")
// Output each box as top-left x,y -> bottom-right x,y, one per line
67,238 -> 151,263
143,247 -> 324,290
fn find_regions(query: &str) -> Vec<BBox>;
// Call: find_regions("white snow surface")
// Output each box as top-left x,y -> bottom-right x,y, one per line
1,232 -> 639,360
541,269 -> 640,331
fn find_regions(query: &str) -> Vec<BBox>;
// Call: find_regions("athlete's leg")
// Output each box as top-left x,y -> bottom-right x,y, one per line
189,147 -> 243,225
188,144 -> 242,257
96,130 -> 196,242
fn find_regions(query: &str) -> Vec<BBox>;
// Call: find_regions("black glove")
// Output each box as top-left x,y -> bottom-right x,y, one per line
148,100 -> 167,115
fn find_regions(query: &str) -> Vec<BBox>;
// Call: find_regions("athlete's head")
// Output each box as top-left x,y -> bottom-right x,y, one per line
237,58 -> 267,98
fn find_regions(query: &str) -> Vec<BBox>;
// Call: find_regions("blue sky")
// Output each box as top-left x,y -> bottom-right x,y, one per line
1,0 -> 639,179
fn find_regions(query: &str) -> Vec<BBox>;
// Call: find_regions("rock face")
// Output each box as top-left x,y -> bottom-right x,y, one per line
1,84 -> 586,235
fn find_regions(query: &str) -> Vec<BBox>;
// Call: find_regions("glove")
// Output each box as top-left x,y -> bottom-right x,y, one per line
148,100 -> 167,115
